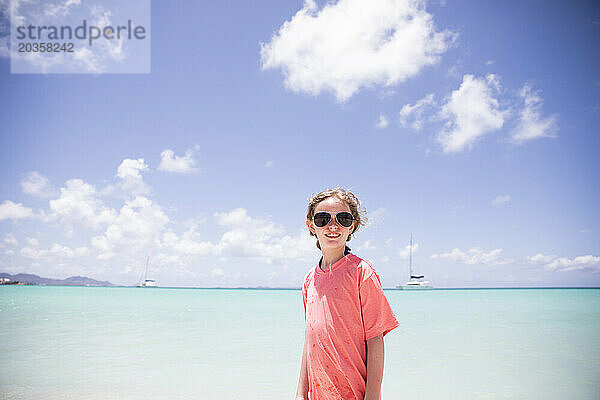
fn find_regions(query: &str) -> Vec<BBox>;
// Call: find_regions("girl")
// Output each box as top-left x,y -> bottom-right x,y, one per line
296,188 -> 399,400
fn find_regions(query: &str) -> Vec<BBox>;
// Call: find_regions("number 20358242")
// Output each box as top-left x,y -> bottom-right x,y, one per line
18,42 -> 74,52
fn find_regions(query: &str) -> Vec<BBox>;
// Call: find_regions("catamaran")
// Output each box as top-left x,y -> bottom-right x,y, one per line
136,256 -> 157,287
396,234 -> 433,290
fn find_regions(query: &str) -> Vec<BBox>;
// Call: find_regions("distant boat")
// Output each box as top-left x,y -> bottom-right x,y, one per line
136,256 -> 157,288
396,234 -> 433,290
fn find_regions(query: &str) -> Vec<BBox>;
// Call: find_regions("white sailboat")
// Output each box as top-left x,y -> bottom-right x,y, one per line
396,234 -> 433,290
136,256 -> 157,287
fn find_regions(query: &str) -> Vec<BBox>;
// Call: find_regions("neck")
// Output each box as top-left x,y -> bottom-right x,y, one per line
320,246 -> 346,270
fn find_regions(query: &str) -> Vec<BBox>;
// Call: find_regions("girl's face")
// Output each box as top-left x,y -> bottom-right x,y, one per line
306,196 -> 355,253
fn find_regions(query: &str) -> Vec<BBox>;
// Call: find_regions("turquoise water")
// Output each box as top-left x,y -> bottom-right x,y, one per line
1,287 -> 599,399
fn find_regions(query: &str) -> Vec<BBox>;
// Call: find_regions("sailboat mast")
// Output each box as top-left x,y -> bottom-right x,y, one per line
144,256 -> 149,283
409,233 -> 413,278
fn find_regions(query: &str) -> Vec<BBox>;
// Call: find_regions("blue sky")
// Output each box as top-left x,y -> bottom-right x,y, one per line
0,0 -> 598,288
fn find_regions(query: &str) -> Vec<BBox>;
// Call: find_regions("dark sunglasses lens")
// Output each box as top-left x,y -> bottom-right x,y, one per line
336,212 -> 354,227
313,213 -> 331,227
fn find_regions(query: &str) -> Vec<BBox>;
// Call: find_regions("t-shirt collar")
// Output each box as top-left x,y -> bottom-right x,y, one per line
316,247 -> 352,274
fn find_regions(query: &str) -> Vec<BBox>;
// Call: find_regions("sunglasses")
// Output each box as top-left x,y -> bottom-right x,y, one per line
313,212 -> 354,228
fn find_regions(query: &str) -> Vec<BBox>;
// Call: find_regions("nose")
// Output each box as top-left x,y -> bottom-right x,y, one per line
327,218 -> 340,229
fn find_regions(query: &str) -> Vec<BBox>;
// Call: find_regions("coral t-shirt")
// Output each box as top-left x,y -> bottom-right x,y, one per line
302,253 -> 399,400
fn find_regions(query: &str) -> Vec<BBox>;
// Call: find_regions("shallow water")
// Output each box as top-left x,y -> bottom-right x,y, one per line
1,286 -> 599,399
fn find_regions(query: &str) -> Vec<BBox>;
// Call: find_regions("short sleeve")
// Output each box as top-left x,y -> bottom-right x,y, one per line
359,263 -> 399,340
302,271 -> 310,319
302,283 -> 307,318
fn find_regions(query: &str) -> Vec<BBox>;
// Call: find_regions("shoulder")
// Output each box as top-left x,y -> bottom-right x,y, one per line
302,267 -> 315,290
347,253 -> 380,286
347,253 -> 377,275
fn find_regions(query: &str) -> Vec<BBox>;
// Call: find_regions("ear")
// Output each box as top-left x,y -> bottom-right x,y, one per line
306,219 -> 315,235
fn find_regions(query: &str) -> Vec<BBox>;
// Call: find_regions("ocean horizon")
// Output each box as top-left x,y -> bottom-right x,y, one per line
5,284 -> 600,289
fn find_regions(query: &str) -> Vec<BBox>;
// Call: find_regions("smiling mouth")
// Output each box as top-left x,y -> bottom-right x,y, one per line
325,233 -> 341,238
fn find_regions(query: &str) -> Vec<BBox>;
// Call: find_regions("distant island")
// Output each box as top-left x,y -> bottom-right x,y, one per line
0,272 -> 117,287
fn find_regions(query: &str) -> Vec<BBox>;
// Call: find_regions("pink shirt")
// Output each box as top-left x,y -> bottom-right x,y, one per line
302,253 -> 399,400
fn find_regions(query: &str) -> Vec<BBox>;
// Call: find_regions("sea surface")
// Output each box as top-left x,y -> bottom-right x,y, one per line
1,286 -> 599,399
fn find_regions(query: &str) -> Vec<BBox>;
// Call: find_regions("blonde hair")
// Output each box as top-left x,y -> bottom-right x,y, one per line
306,187 -> 367,249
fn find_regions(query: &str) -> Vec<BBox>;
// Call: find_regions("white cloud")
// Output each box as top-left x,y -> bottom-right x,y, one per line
491,194 -> 511,207
102,158 -> 151,198
437,74 -> 506,152
44,0 -> 81,18
72,45 -> 105,73
398,242 -> 419,259
93,196 -> 170,255
18,239 -> 91,262
17,50 -> 64,73
260,0 -> 455,102
357,239 -> 376,251
528,253 -> 556,264
96,252 -> 116,260
0,156 -> 324,284
528,253 -> 600,273
116,158 -> 148,181
20,247 -> 47,259
4,233 -> 18,246
0,0 -> 10,57
49,179 -> 117,232
159,208 -> 317,264
212,208 -> 315,263
399,93 -> 435,130
375,114 -> 389,129
26,237 -> 39,247
264,160 -> 274,168
0,35 -> 8,59
160,208 -> 317,265
511,84 -> 557,144
367,207 -> 387,228
113,158 -> 150,196
50,243 -> 90,258
212,268 -> 226,277
161,229 -> 213,256
158,146 -> 200,174
215,208 -> 253,227
91,235 -> 112,252
89,5 -> 126,63
21,171 -> 58,198
428,248 -> 600,273
430,247 -> 511,266
0,200 -> 35,221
